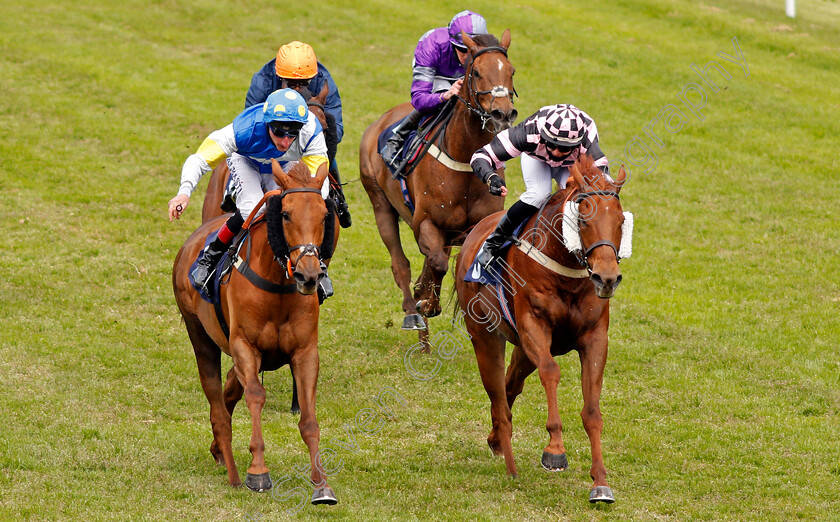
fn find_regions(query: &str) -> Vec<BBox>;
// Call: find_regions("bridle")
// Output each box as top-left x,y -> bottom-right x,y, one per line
569,190 -> 622,271
458,46 -> 517,131
274,187 -> 324,278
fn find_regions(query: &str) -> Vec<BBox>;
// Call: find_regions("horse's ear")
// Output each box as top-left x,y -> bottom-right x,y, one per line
500,29 -> 511,51
569,162 -> 584,189
315,82 -> 328,106
272,159 -> 292,190
313,161 -> 329,189
613,165 -> 627,193
462,31 -> 478,54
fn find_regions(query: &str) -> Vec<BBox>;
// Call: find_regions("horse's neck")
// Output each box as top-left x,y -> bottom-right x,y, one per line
525,192 -> 583,268
248,225 -> 291,281
440,102 -> 494,162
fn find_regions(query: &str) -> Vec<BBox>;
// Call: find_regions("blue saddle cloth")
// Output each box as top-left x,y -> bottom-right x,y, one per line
463,220 -> 531,286
188,233 -> 232,304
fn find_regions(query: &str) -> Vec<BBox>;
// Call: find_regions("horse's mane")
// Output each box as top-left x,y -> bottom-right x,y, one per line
471,34 -> 501,48
574,154 -> 613,192
285,161 -> 318,186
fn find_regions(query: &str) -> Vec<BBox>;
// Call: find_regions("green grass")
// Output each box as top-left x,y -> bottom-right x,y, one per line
1,0 -> 839,519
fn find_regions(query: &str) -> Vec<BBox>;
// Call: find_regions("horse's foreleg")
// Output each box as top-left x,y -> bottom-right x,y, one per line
414,220 -> 449,319
223,366 -> 243,417
367,190 -> 419,327
291,346 -> 337,505
230,338 -> 271,492
505,344 -> 536,409
185,319 -> 240,485
518,316 -> 568,472
579,332 -> 614,503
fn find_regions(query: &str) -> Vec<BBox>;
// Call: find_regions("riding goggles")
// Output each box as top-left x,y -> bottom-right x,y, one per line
283,78 -> 311,89
545,142 -> 576,153
268,122 -> 302,138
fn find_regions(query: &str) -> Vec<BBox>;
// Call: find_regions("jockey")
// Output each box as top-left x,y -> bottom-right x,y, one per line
470,104 -> 611,268
246,41 -> 351,228
168,88 -> 335,298
380,10 -> 488,167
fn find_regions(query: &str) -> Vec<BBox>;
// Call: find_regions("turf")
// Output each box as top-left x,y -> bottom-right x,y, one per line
1,0 -> 838,520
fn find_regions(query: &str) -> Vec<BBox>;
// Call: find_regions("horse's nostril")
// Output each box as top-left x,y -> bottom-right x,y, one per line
293,272 -> 307,284
509,109 -> 518,123
614,274 -> 622,287
591,273 -> 604,286
491,109 -> 503,121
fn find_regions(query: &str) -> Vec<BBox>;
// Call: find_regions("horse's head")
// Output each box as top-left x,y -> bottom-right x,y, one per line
565,155 -> 629,299
461,30 -> 518,132
268,160 -> 330,295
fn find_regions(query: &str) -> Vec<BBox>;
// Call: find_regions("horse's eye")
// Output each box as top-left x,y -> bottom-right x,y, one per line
474,70 -> 482,79
281,212 -> 290,222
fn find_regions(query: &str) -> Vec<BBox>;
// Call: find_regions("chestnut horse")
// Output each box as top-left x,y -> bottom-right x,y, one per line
173,161 -> 337,504
200,84 -> 334,415
454,155 -> 630,503
359,31 -> 517,343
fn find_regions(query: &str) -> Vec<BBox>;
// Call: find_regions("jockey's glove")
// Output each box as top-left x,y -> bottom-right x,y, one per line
487,174 -> 506,196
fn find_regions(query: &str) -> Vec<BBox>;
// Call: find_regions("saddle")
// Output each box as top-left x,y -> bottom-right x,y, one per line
377,98 -> 457,179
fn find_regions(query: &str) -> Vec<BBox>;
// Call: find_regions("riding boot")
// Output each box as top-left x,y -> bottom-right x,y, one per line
192,235 -> 229,290
475,200 -> 540,268
317,261 -> 334,304
192,211 -> 244,291
381,109 -> 422,167
329,162 -> 352,228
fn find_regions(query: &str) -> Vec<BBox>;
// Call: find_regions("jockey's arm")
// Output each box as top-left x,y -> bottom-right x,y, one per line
178,124 -> 237,198
297,121 -> 330,198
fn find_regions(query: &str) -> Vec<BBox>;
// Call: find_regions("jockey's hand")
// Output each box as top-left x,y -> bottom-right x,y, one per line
487,174 -> 507,197
442,78 -> 463,102
168,194 -> 190,222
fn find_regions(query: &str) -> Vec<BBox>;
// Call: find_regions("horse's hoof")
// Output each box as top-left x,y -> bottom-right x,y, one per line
311,486 -> 338,505
541,451 -> 568,471
401,314 -> 427,330
415,300 -> 441,318
245,472 -> 272,493
589,485 -> 615,503
290,404 -> 301,415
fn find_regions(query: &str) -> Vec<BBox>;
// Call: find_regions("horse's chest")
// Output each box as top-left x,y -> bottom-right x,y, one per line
417,192 -> 470,226
527,292 -> 606,337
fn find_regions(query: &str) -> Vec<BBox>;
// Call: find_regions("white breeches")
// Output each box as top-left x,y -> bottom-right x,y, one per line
226,154 -> 329,219
519,153 -> 570,208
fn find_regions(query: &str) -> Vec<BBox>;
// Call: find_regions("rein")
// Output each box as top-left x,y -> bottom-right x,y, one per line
458,45 -> 518,131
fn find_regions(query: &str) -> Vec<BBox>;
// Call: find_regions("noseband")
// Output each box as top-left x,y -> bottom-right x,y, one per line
275,187 -> 324,277
571,190 -> 621,271
459,46 -> 517,131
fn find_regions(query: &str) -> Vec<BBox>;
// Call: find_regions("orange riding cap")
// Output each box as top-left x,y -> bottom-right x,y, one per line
275,41 -> 318,79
